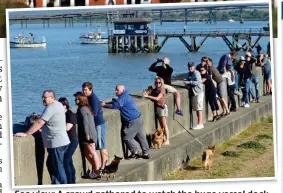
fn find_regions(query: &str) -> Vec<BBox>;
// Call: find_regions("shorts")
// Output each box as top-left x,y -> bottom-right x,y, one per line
164,84 -> 177,93
192,92 -> 204,111
264,71 -> 271,81
156,104 -> 168,117
95,123 -> 107,150
217,81 -> 225,99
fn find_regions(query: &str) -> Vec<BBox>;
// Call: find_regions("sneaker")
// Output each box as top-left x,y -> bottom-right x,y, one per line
255,99 -> 260,103
137,153 -> 151,159
88,172 -> 101,179
216,115 -> 222,120
250,98 -> 255,103
175,109 -> 184,116
230,109 -> 237,112
244,104 -> 250,108
241,102 -> 245,107
192,124 -> 204,130
234,91 -> 242,96
225,112 -> 231,117
126,152 -> 139,160
212,116 -> 217,122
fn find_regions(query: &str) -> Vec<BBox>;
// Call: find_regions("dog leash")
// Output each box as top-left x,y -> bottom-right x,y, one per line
172,89 -> 206,148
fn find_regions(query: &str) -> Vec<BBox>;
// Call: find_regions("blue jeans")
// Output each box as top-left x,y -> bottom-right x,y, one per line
242,79 -> 251,104
64,140 -> 78,184
250,75 -> 260,100
234,73 -> 239,91
46,144 -> 69,184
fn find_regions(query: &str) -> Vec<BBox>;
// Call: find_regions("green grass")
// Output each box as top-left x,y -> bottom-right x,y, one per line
164,116 -> 274,180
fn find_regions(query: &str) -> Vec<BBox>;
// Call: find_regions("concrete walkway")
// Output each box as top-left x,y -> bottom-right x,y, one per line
78,95 -> 272,183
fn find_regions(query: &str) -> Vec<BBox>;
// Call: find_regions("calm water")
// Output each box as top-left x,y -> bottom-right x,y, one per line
9,21 -> 270,123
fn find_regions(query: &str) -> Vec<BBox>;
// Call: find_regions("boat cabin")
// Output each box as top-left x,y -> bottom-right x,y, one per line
112,18 -> 152,35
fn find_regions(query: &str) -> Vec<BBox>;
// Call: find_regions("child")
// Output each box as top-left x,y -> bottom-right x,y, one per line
223,64 -> 237,112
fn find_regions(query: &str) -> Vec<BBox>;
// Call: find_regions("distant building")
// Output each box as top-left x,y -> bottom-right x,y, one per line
24,0 -> 175,7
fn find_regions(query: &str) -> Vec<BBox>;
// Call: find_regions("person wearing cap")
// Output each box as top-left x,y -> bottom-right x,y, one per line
15,90 -> 70,184
183,61 -> 204,130
58,97 -> 78,184
101,84 -> 150,159
237,56 -> 252,108
207,58 -> 230,117
149,57 -> 184,116
245,52 -> 259,103
82,82 -> 109,174
222,65 -> 237,112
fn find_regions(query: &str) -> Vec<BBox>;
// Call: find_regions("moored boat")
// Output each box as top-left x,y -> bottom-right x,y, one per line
79,32 -> 108,44
10,33 -> 46,48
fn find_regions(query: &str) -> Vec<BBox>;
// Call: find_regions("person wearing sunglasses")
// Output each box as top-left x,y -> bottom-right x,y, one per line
199,66 -> 221,122
149,57 -> 184,116
144,77 -> 170,146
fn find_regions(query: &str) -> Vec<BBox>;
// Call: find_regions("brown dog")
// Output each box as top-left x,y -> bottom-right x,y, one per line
151,127 -> 164,149
202,145 -> 216,171
145,85 -> 153,95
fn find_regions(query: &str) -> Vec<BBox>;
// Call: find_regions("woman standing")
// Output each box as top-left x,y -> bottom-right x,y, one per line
58,97 -> 78,184
75,93 -> 100,179
144,77 -> 170,145
199,66 -> 221,122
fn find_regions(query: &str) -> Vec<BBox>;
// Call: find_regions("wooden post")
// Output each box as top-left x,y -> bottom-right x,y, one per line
134,36 -> 137,53
116,36 -> 119,53
108,35 -> 112,53
141,35 -> 144,52
191,36 -> 196,52
122,36 -> 125,52
128,35 -> 131,53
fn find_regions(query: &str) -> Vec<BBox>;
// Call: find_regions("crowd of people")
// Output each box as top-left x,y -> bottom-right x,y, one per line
14,50 -> 272,184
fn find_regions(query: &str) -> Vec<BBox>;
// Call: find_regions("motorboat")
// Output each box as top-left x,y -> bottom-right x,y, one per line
79,32 -> 108,44
10,32 -> 46,48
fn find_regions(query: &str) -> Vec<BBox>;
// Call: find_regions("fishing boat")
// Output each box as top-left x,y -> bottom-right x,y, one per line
79,32 -> 108,44
10,33 -> 46,48
228,18 -> 235,23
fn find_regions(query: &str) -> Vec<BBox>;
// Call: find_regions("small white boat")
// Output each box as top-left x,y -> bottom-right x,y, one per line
79,32 -> 108,44
10,33 -> 46,48
228,18 -> 235,23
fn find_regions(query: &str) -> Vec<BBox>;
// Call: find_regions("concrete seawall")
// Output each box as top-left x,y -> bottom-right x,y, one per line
13,75 -> 272,185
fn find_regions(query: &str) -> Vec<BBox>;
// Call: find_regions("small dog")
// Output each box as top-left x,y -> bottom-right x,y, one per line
145,85 -> 153,95
101,155 -> 123,181
24,112 -> 41,129
202,145 -> 216,171
151,127 -> 164,149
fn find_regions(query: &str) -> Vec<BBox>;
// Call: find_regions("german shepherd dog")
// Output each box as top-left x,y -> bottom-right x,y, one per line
202,145 -> 216,171
101,155 -> 123,181
151,127 -> 164,149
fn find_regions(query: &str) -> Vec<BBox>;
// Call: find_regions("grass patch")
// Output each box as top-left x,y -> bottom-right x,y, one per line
164,116 -> 274,180
222,151 -> 239,157
256,134 -> 273,140
237,141 -> 265,149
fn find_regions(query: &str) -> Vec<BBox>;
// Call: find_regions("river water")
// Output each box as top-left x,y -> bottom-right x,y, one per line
9,21 -> 269,123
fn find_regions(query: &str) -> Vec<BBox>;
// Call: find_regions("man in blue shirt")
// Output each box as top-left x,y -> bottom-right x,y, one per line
101,84 -> 150,160
82,82 -> 109,173
217,51 -> 237,74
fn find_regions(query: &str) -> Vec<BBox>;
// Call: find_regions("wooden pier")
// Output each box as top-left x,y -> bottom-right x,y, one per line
108,27 -> 270,53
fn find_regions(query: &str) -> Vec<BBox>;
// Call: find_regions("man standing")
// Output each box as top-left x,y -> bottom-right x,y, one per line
15,90 -> 70,184
82,82 -> 109,173
207,58 -> 230,117
217,51 -> 237,74
245,52 -> 259,102
183,61 -> 204,130
149,57 -> 184,116
100,85 -> 150,159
